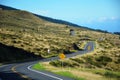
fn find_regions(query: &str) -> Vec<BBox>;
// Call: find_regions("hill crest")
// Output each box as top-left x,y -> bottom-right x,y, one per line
0,4 -> 90,29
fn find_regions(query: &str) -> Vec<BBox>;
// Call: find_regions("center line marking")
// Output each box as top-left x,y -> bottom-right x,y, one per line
11,64 -> 32,80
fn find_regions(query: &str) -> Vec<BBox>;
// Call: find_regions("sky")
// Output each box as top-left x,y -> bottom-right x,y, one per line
0,0 -> 120,32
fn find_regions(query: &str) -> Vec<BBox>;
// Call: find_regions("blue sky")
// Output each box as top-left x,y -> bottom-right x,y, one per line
0,0 -> 120,32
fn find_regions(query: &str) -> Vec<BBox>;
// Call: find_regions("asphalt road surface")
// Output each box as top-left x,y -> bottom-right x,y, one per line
0,42 -> 94,80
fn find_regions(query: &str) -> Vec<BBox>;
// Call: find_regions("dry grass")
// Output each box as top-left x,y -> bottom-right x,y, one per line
0,10 -> 88,58
0,10 -> 120,65
41,62 -> 117,80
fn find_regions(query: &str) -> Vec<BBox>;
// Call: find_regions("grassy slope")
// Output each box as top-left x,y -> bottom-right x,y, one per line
0,42 -> 40,63
33,62 -> 120,80
33,34 -> 120,80
48,35 -> 120,80
33,62 -> 86,80
34,31 -> 120,80
0,8 -> 120,79
0,9 -> 89,58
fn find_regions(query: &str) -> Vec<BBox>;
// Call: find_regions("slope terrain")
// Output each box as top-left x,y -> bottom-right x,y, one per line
0,5 -> 120,78
0,5 -> 88,62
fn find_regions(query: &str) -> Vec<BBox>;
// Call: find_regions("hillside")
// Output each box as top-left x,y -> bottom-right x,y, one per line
0,4 -> 120,73
0,5 -> 80,27
0,5 -> 89,62
0,4 -> 98,31
0,4 -> 120,80
0,42 -> 40,63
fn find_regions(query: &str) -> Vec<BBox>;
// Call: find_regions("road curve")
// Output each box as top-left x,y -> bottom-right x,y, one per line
0,42 -> 94,80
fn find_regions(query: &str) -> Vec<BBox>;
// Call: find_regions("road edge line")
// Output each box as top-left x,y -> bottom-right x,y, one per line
28,65 -> 63,80
0,65 -> 8,68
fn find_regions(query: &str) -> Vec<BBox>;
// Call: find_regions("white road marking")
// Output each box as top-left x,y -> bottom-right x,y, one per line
27,65 -> 63,80
0,65 -> 8,68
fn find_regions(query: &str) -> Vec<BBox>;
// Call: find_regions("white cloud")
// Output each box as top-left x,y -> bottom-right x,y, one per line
110,16 -> 119,20
86,18 -> 95,23
98,17 -> 108,22
97,16 -> 119,22
77,16 -> 120,24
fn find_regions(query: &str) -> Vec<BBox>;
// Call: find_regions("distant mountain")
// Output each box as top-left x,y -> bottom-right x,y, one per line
0,4 -> 111,33
0,5 -> 81,27
0,4 -> 18,10
0,4 -> 91,30
114,32 -> 120,35
34,14 -> 80,27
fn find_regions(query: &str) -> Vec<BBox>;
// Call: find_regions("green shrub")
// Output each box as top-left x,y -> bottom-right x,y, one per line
83,56 -> 95,65
115,58 -> 120,64
49,60 -> 61,67
104,71 -> 120,78
70,58 -> 85,63
62,61 -> 74,67
95,56 -> 112,67
50,60 -> 79,68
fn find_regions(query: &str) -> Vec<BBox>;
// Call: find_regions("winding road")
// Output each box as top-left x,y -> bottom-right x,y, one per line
0,42 -> 94,80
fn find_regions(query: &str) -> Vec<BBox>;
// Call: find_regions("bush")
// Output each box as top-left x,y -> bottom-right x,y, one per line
49,60 -> 61,67
96,56 -> 112,62
83,56 -> 95,65
95,56 -> 112,66
117,58 -> 120,64
49,60 -> 79,68
70,58 -> 85,63
62,61 -> 75,67
104,71 -> 120,78
63,61 -> 79,67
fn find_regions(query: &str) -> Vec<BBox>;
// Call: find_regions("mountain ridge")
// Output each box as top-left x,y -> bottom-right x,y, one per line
0,4 -> 112,33
0,4 -> 91,30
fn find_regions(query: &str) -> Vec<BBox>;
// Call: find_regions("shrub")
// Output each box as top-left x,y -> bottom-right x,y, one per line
49,60 -> 61,67
96,56 -> 112,62
83,56 -> 95,65
95,56 -> 112,66
49,60 -> 79,68
63,61 -> 79,67
70,58 -> 85,63
117,58 -> 120,64
104,71 -> 120,78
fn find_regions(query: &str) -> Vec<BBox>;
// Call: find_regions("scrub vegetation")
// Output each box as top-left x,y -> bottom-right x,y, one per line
0,9 -> 90,62
0,6 -> 120,80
